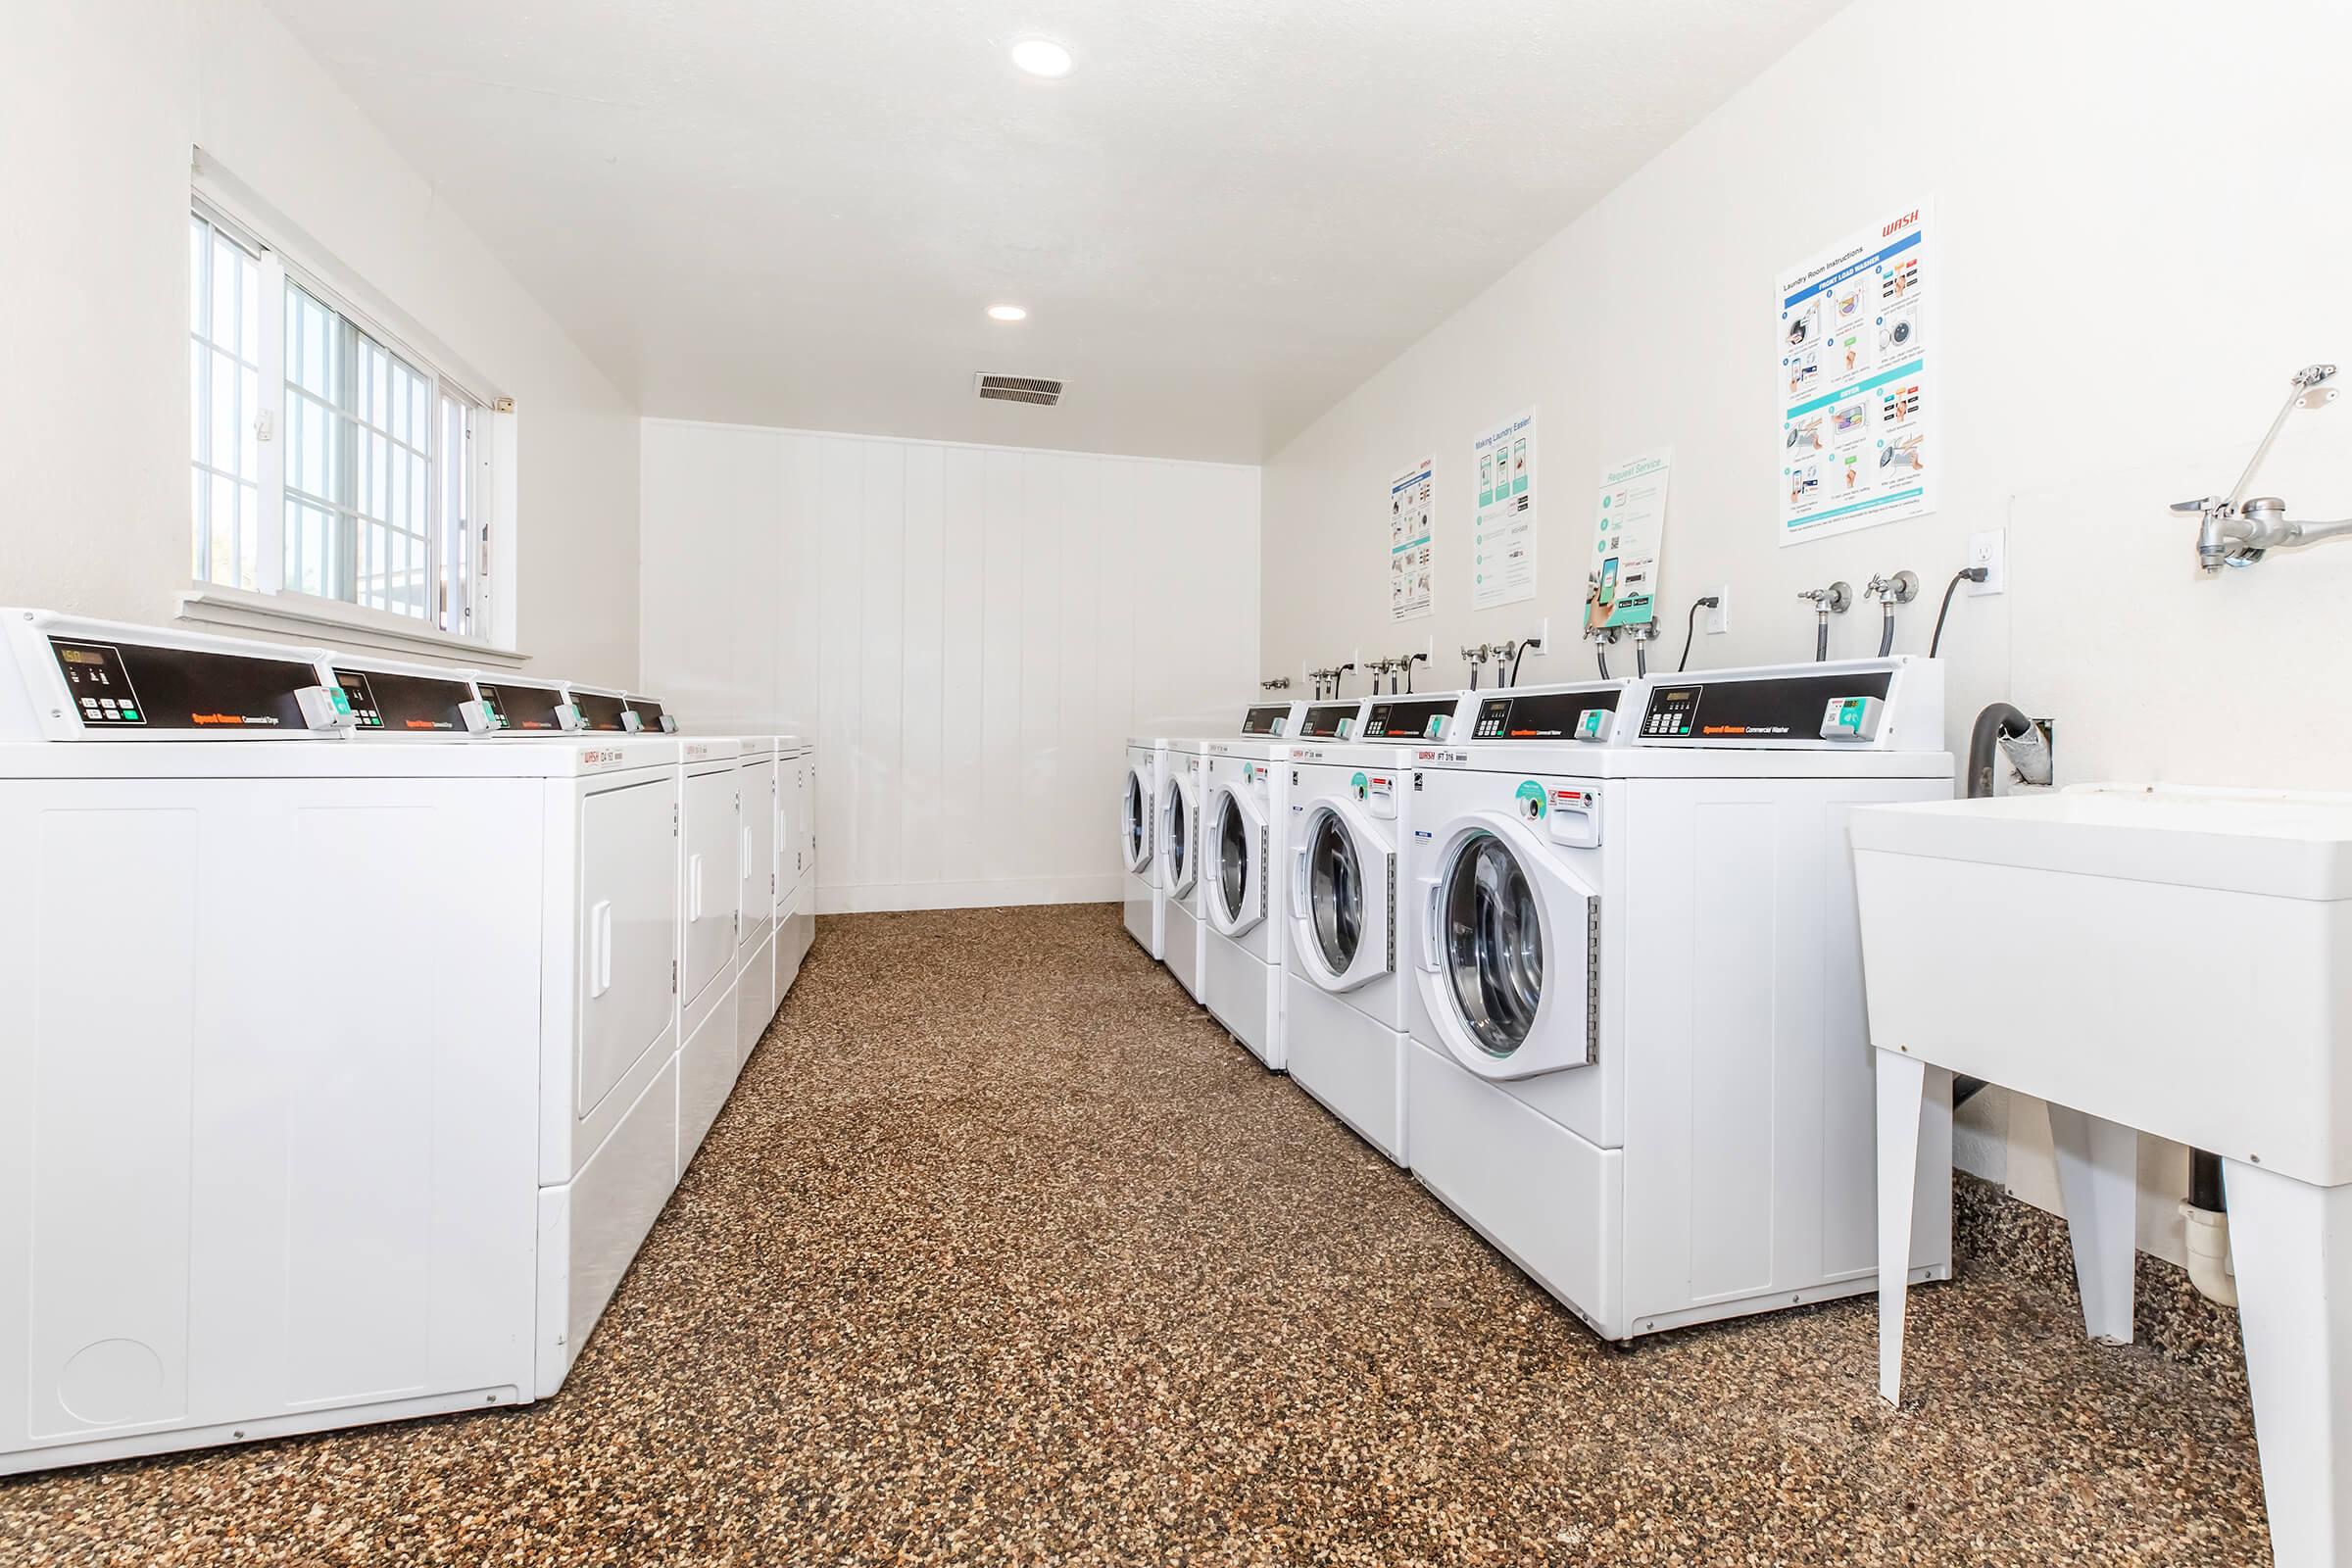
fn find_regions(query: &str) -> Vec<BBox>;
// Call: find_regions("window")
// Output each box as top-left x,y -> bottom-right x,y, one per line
188,201 -> 491,641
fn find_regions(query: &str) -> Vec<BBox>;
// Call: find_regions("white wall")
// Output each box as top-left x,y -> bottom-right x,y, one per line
642,420 -> 1260,913
0,0 -> 640,686
1259,0 -> 2352,1261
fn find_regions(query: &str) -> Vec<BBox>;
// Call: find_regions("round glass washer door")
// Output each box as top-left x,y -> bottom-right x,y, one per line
1441,831 -> 1544,1057
1215,791 -> 1251,923
1305,808 -> 1363,973
1161,780 -> 1191,889
1123,769 -> 1148,869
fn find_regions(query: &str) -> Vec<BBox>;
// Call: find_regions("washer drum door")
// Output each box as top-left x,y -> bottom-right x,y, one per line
1159,770 -> 1199,898
1413,810 -> 1596,1080
1122,759 -> 1153,873
1203,779 -> 1267,937
1288,797 -> 1394,993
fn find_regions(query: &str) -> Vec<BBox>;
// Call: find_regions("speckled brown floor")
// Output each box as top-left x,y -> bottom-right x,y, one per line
1,906 -> 2270,1566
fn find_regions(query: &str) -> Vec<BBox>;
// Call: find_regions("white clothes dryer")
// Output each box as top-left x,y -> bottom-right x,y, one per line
1403,660 -> 1958,1344
0,612 -> 685,1473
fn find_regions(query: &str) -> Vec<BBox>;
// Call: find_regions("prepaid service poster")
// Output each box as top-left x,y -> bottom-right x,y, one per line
1777,201 -> 1936,545
1588,449 -> 1669,633
1470,408 -> 1537,611
1389,456 -> 1434,620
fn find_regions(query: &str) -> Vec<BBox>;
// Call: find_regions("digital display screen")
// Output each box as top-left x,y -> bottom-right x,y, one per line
60,648 -> 106,665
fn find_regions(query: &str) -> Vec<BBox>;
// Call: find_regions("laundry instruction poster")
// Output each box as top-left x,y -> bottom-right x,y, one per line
1777,201 -> 1936,545
1388,455 -> 1434,620
1588,449 -> 1669,632
1469,408 -> 1537,611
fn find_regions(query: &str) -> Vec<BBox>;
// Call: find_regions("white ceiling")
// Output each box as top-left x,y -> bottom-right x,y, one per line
266,0 -> 1843,463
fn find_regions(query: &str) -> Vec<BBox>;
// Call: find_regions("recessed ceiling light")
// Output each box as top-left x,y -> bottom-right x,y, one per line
987,304 -> 1028,322
1009,38 -> 1074,78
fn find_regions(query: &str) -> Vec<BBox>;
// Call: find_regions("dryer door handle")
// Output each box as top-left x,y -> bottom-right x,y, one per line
590,901 -> 613,999
1291,844 -> 1309,919
690,853 -> 705,922
1420,876 -> 1444,972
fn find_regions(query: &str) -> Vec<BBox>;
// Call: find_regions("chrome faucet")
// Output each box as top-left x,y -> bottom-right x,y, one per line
2174,363 -> 2348,572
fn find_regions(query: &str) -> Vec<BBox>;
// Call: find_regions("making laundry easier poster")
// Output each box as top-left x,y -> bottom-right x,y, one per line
1777,201 -> 1936,545
1388,455 -> 1434,620
1470,408 -> 1537,611
1587,449 -> 1669,633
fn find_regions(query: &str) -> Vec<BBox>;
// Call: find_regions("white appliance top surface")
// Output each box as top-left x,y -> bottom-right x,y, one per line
1204,739 -> 1294,761
0,737 -> 682,780
1852,782 -> 2352,901
1412,742 -> 1954,780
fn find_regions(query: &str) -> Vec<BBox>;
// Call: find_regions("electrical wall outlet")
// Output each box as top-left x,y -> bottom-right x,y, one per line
1705,587 -> 1730,635
1968,529 -> 2006,596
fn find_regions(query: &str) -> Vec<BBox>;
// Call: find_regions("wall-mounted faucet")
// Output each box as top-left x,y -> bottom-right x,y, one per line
2175,363 -> 2347,572
1796,581 -> 1851,662
1259,676 -> 1293,692
1864,570 -> 1919,657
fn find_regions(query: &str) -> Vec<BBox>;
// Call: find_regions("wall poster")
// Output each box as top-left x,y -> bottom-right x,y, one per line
1587,449 -> 1670,633
1388,456 -> 1434,620
1470,408 -> 1537,611
1777,201 -> 1936,545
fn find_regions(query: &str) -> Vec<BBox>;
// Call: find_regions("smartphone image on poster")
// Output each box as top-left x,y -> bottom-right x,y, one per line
1597,556 -> 1619,610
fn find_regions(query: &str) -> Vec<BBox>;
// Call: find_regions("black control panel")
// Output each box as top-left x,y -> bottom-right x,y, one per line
337,668 -> 469,733
624,696 -> 666,731
1298,703 -> 1358,739
1639,670 -> 1893,740
1362,698 -> 1459,740
51,637 -> 318,731
1470,687 -> 1624,740
478,681 -> 567,731
573,689 -> 629,733
1240,705 -> 1291,737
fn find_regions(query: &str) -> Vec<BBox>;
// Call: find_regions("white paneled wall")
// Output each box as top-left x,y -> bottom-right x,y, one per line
642,420 -> 1260,913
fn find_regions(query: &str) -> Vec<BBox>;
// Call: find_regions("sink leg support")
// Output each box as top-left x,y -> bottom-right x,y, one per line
1875,1049 -> 1936,1406
2227,1159 -> 2352,1568
2047,1103 -> 2138,1344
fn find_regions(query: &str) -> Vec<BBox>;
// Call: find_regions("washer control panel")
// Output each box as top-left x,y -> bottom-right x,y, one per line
1298,703 -> 1357,740
1639,670 -> 1895,744
1362,698 -> 1458,740
1470,687 -> 1624,741
1240,704 -> 1291,737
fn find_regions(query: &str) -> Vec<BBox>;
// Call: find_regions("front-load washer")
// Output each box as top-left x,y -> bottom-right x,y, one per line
1203,694 -> 1470,1071
1403,659 -> 1957,1344
1282,737 -> 1419,1163
1159,736 -> 1209,999
0,612 -> 684,1473
1122,737 -> 1168,958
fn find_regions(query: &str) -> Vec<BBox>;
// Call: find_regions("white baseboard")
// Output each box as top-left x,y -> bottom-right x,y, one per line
817,875 -> 1121,915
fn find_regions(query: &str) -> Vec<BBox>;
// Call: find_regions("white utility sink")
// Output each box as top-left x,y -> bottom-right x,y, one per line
1854,782 -> 2352,1188
1856,782 -> 2352,1568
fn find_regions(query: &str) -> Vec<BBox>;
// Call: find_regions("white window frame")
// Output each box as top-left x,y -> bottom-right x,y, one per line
179,178 -> 519,665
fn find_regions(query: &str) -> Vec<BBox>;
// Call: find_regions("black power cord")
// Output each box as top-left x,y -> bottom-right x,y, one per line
1928,567 -> 1989,659
1678,595 -> 1721,673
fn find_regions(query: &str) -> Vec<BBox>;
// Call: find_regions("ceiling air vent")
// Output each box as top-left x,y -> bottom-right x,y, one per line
975,373 -> 1065,407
